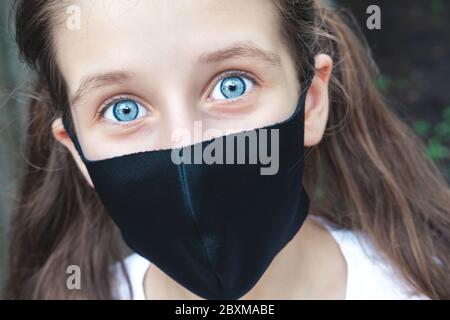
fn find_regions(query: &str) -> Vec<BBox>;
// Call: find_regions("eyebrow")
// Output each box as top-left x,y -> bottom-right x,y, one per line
70,71 -> 134,108
197,42 -> 281,66
70,42 -> 281,108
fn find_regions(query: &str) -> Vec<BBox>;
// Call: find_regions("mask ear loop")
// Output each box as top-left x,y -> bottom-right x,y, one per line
300,75 -> 314,108
301,50 -> 316,99
297,64 -> 316,165
299,52 -> 316,119
301,55 -> 315,98
292,70 -> 314,127
62,111 -> 90,163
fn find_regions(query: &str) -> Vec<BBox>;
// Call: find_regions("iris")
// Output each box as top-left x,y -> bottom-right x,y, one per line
220,76 -> 246,99
112,100 -> 139,122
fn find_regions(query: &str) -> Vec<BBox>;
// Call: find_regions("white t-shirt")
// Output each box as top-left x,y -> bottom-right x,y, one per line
113,216 -> 428,300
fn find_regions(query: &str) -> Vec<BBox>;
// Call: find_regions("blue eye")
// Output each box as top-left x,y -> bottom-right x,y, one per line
102,99 -> 149,123
211,75 -> 254,100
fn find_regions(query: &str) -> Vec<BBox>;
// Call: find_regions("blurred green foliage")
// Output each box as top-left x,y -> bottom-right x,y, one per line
414,106 -> 450,161
377,72 -> 450,165
432,0 -> 446,14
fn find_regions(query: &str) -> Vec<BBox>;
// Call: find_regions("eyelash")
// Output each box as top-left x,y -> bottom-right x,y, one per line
97,69 -> 259,123
98,95 -> 134,117
208,69 -> 258,96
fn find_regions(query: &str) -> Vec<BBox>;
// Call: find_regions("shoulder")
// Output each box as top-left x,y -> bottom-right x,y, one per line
311,215 -> 429,300
113,253 -> 151,300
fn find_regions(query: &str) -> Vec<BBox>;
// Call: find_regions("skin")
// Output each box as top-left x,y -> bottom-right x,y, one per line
52,0 -> 346,299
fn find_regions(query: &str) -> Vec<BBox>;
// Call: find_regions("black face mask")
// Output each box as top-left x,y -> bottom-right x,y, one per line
62,80 -> 312,300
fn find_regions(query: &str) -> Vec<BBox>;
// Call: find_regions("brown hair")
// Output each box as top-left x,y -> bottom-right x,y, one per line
4,0 -> 450,299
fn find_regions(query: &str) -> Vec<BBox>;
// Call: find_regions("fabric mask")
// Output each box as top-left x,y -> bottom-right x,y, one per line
62,80 -> 312,300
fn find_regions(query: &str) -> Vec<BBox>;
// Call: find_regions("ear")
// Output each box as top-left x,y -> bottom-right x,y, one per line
304,53 -> 333,147
52,117 -> 94,188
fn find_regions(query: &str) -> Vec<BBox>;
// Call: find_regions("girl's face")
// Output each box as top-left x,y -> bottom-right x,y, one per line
53,0 -> 331,184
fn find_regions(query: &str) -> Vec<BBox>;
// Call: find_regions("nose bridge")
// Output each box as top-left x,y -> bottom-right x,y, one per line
160,91 -> 199,148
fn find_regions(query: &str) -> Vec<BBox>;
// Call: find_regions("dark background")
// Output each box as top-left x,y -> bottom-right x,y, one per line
338,0 -> 450,177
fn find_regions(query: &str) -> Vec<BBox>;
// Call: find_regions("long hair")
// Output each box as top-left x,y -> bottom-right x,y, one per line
4,0 -> 130,299
4,0 -> 450,299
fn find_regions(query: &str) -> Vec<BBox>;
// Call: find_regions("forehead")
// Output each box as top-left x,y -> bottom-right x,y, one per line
54,0 -> 284,88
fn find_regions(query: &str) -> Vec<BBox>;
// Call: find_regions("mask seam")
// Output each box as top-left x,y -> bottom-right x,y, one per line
177,160 -> 226,299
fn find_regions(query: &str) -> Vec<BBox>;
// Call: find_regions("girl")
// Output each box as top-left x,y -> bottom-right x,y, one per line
4,0 -> 450,299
